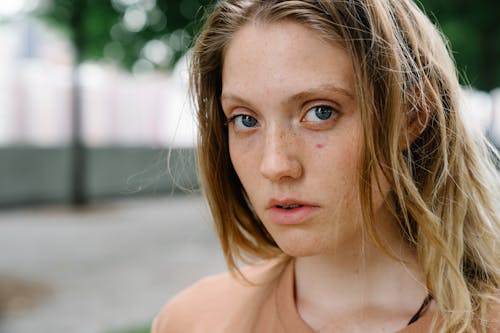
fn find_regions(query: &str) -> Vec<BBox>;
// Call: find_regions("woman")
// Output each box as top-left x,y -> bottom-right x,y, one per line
153,0 -> 499,332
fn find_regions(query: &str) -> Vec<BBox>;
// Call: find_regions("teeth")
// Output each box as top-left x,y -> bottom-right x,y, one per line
278,204 -> 302,209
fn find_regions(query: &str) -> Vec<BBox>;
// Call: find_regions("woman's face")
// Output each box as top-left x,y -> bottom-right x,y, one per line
221,21 -> 391,257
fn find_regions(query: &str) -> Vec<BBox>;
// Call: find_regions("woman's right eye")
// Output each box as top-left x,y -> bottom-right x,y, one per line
229,114 -> 259,130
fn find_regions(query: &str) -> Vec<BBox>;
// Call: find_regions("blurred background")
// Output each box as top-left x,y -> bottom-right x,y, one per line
0,0 -> 498,332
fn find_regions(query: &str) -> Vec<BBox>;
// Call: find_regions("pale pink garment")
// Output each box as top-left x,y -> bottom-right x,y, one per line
152,259 -> 497,333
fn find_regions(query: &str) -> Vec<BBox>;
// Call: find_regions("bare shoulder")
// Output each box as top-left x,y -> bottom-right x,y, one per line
151,258 -> 288,333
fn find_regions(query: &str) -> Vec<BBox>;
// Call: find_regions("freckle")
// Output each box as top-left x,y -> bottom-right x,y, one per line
316,143 -> 324,149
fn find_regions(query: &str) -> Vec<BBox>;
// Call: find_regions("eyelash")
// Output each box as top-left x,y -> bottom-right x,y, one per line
226,114 -> 259,129
225,103 -> 338,131
302,104 -> 337,123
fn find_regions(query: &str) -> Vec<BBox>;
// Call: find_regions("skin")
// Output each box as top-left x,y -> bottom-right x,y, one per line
221,21 -> 428,332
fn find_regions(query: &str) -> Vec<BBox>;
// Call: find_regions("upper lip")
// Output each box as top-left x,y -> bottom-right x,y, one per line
266,198 -> 319,209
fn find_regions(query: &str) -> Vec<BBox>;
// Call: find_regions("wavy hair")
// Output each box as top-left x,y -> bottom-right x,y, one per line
189,1 -> 500,332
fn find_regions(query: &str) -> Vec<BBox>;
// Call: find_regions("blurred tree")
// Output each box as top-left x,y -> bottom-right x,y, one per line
36,0 -> 213,205
39,0 -> 500,88
418,0 -> 500,91
39,0 -> 213,71
34,0 -> 499,204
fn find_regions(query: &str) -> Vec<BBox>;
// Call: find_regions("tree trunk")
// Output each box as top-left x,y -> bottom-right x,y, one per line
70,1 -> 86,206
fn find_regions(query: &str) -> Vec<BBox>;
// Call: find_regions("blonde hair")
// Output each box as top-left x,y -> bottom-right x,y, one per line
190,1 -> 500,332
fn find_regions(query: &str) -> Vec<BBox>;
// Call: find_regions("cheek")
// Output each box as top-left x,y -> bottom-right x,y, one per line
229,136 -> 258,183
229,144 -> 243,177
312,131 -> 363,169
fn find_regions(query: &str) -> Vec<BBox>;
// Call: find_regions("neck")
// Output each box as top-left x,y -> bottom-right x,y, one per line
293,218 -> 428,331
294,239 -> 421,305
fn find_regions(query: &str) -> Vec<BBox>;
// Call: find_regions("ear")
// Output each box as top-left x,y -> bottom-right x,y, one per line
400,108 -> 429,149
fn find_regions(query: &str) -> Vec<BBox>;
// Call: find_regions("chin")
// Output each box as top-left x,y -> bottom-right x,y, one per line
273,233 -> 331,258
280,247 -> 323,258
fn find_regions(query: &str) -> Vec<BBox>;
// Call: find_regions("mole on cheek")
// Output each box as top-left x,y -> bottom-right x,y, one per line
316,143 -> 324,149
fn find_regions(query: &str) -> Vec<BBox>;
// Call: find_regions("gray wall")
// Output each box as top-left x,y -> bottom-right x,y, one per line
0,147 -> 198,206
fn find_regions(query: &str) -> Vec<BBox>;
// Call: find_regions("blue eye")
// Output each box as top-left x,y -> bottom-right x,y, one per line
303,105 -> 335,122
230,114 -> 258,129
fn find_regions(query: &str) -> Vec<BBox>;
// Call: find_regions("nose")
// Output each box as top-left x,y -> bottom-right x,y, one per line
259,128 -> 302,182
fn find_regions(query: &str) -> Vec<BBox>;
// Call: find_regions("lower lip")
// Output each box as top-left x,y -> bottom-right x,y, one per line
268,205 -> 318,225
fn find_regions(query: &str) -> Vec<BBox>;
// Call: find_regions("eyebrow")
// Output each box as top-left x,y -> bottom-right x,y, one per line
288,83 -> 354,103
220,83 -> 354,107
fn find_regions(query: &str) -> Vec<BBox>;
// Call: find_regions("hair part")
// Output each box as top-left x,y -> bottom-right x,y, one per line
190,1 -> 500,332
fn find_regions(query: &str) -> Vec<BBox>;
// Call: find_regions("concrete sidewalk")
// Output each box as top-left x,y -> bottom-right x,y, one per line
0,195 -> 226,333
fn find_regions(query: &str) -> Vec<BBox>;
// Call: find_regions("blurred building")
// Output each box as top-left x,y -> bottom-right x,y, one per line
0,5 -> 498,206
0,14 -> 198,206
0,17 -> 196,148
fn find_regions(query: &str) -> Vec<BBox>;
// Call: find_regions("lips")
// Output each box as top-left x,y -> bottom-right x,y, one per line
276,203 -> 302,209
266,198 -> 314,209
266,198 -> 319,225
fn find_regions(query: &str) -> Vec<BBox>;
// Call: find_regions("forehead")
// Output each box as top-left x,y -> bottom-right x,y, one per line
221,21 -> 354,104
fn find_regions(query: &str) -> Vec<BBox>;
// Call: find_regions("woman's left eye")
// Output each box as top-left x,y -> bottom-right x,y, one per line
302,105 -> 336,122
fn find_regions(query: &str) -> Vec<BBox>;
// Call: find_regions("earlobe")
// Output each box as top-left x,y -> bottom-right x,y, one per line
401,108 -> 429,149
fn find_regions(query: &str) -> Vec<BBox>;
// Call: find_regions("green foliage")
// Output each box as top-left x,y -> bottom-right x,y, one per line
37,0 -> 500,89
38,0 -> 214,70
417,0 -> 500,90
